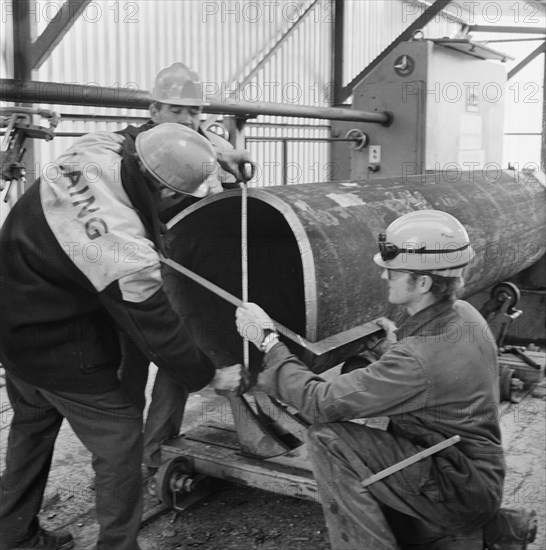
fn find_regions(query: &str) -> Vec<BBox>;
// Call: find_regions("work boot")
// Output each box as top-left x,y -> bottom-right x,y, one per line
5,528 -> 73,549
484,508 -> 538,550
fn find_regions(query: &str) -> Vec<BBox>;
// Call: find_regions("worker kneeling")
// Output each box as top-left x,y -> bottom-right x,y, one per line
236,210 -> 537,550
0,123 -> 246,550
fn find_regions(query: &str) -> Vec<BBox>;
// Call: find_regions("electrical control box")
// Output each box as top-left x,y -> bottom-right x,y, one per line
345,39 -> 507,179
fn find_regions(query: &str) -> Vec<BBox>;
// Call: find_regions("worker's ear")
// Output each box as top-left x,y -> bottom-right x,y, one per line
418,274 -> 433,294
149,102 -> 160,123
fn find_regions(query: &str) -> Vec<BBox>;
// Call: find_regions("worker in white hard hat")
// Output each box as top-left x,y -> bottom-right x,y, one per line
119,61 -> 253,200
116,64 -> 255,492
0,123 -> 247,550
235,210 -> 536,550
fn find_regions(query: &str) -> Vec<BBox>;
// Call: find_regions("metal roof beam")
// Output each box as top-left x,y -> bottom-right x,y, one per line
226,0 -> 319,92
30,0 -> 92,70
332,0 -> 345,106
468,25 -> 545,34
12,0 -> 33,79
338,0 -> 454,104
507,41 -> 546,79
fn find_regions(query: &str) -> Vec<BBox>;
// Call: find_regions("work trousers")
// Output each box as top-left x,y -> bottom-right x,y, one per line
306,422 -> 492,550
142,369 -> 188,469
0,373 -> 143,550
119,336 -> 188,470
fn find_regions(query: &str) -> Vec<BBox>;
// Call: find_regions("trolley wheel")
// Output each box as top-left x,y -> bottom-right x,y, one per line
491,282 -> 520,309
156,456 -> 194,507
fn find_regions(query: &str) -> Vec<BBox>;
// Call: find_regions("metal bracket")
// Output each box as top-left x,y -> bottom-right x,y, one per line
479,282 -> 522,349
1,107 -> 60,197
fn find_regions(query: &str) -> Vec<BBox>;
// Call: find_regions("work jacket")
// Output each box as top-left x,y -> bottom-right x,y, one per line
0,131 -> 215,393
261,299 -> 505,523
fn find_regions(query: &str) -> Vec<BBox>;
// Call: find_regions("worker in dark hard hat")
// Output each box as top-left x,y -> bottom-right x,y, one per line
0,123 -> 247,550
235,210 -> 536,550
116,63 -> 254,490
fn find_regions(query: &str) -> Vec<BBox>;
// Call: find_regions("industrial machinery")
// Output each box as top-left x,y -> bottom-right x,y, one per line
1,35 -> 543,531
332,35 -> 508,179
155,171 -> 545,508
0,107 -> 59,197
152,38 -> 545,512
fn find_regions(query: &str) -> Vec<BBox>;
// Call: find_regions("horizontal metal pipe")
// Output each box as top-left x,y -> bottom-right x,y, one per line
0,79 -> 391,125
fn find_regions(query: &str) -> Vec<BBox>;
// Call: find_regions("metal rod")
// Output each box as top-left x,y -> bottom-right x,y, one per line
241,183 -> 249,369
1,132 -> 354,143
361,435 -> 461,488
482,38 -> 546,43
160,256 -> 307,348
246,137 -> 358,142
0,79 -> 391,125
468,25 -> 546,34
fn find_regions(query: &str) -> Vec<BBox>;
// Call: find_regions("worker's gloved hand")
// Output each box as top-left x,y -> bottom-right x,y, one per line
236,302 -> 276,350
374,316 -> 398,342
372,316 -> 398,353
215,148 -> 256,182
211,364 -> 249,395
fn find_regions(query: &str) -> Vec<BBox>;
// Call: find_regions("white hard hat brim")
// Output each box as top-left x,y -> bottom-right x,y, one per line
373,253 -> 390,269
152,97 -> 210,107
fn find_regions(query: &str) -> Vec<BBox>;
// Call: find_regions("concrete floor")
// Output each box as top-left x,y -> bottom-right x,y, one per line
0,365 -> 545,549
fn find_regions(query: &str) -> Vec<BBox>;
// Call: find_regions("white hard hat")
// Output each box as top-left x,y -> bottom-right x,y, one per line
373,210 -> 475,277
135,123 -> 217,197
151,62 -> 208,107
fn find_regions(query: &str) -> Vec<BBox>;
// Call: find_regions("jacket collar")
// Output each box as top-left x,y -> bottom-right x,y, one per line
395,298 -> 455,341
118,132 -> 168,256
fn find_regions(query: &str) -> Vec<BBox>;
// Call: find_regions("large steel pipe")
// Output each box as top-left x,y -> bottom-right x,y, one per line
164,171 -> 546,372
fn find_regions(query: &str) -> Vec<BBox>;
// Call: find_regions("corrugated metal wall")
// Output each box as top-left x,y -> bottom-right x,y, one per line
342,0 -> 461,87
3,0 -> 471,188
29,0 -> 333,186
4,1 -> 538,190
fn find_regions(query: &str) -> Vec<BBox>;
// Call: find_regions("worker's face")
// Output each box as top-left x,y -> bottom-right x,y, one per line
138,160 -> 186,210
381,269 -> 423,308
150,103 -> 202,130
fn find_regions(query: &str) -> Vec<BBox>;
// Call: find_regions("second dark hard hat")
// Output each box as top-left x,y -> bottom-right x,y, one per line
135,123 -> 216,197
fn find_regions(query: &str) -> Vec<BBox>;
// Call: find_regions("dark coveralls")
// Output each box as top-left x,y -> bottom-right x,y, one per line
259,299 -> 505,550
116,121 -> 201,470
115,121 -> 232,470
0,131 -> 215,549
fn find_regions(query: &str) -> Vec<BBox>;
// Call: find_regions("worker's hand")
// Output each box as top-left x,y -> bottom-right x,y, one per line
204,173 -> 224,196
215,149 -> 256,182
236,302 -> 276,350
373,316 -> 398,351
211,364 -> 249,395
